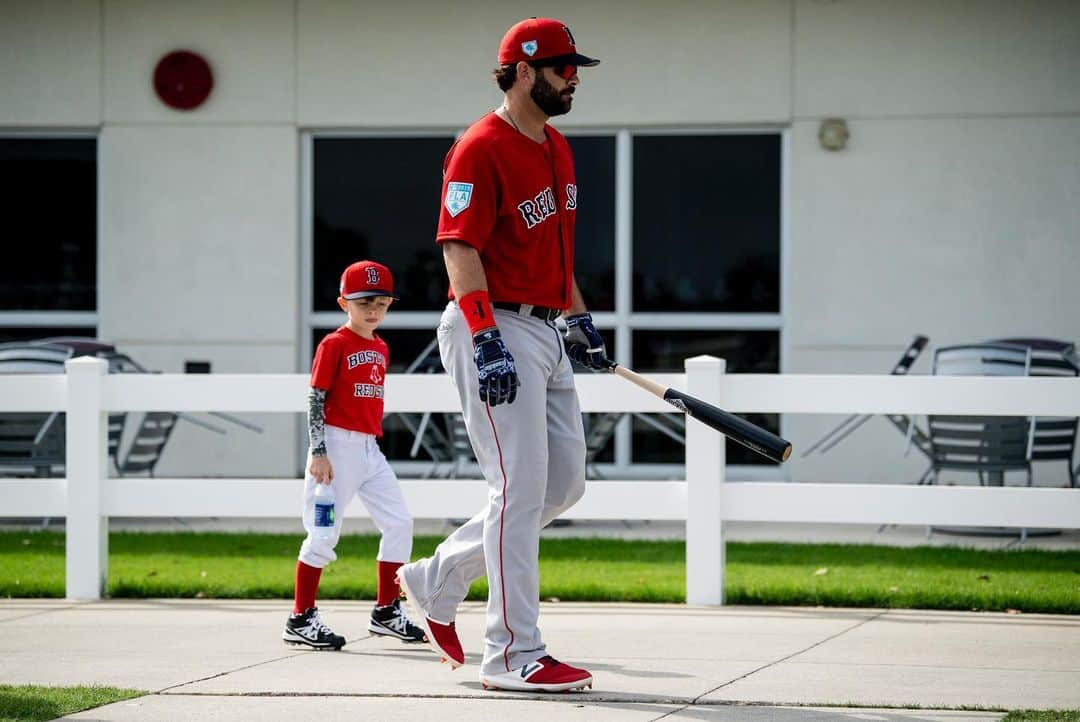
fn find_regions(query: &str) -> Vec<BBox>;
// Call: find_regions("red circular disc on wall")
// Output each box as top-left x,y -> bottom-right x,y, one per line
153,51 -> 213,110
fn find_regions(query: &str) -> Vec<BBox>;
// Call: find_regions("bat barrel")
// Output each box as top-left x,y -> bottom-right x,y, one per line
665,389 -> 792,463
608,362 -> 793,463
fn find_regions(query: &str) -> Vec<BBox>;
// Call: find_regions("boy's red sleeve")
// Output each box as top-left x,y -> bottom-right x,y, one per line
309,336 -> 339,391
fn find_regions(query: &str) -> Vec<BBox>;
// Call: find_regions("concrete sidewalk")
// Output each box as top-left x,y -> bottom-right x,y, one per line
1,600 -> 1077,721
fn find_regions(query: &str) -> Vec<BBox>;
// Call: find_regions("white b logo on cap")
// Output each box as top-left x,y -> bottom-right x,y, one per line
521,40 -> 538,57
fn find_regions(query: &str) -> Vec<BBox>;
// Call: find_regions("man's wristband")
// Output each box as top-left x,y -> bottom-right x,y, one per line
459,289 -> 497,336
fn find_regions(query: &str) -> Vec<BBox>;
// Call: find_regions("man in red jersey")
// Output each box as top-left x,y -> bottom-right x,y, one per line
398,18 -> 609,693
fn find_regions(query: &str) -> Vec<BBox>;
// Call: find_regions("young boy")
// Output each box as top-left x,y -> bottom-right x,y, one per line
282,260 -> 426,650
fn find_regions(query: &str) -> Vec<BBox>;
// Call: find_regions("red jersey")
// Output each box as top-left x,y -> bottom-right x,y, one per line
436,113 -> 577,310
310,327 -> 390,437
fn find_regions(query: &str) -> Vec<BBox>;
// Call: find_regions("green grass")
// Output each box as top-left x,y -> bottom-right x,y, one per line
724,542 -> 1080,613
0,684 -> 143,722
2,531 -> 1078,613
1002,712 -> 1080,722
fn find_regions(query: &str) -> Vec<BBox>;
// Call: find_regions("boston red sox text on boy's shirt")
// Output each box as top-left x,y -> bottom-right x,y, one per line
310,327 -> 389,436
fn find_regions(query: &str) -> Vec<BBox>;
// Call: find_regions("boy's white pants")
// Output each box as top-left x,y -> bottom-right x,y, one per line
298,424 -> 413,568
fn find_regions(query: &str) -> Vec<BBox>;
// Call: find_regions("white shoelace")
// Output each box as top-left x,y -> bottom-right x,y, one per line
309,610 -> 334,635
385,608 -> 410,633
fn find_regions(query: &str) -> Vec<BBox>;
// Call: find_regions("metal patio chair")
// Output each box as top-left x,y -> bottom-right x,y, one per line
988,338 -> 1078,488
802,335 -> 932,459
918,343 -> 1035,487
0,343 -> 74,478
916,343 -> 1038,541
390,336 -> 479,479
0,337 -> 261,480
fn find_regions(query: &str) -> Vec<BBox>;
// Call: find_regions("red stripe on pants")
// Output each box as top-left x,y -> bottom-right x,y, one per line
485,403 -> 515,672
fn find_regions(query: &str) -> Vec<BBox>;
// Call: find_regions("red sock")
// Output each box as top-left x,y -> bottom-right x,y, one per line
376,560 -> 403,606
293,561 -> 322,614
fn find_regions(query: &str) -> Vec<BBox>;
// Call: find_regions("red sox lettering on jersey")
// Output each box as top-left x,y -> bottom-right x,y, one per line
347,349 -> 386,369
517,183 -> 577,229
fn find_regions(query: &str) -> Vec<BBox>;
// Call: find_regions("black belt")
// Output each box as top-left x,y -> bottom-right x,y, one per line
493,302 -> 561,322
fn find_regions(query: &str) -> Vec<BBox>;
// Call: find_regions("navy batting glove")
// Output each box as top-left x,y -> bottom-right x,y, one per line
564,313 -> 610,371
473,329 -> 518,406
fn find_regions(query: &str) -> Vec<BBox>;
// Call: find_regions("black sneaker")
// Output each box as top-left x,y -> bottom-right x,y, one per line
282,607 -> 346,650
369,598 -> 427,643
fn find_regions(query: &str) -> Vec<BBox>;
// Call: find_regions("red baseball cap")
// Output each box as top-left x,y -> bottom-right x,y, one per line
498,17 -> 599,67
340,260 -> 398,300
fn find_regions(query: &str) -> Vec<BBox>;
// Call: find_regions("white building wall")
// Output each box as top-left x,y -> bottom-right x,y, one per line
97,0 -> 300,476
97,125 -> 298,476
102,0 -> 296,124
3,0 -> 1079,483
297,0 -> 792,127
0,0 -> 102,126
786,0 -> 1080,484
793,0 -> 1080,117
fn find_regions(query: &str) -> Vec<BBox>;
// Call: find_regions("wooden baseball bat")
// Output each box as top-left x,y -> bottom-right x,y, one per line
606,362 -> 792,463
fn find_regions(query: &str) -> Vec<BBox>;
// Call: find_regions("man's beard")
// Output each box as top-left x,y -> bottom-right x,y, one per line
530,72 -> 573,117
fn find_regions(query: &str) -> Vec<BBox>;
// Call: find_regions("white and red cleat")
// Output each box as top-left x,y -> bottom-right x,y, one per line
480,655 -> 593,692
396,568 -> 465,669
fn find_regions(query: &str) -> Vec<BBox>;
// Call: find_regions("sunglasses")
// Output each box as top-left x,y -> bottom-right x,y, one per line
533,62 -> 577,81
552,63 -> 578,80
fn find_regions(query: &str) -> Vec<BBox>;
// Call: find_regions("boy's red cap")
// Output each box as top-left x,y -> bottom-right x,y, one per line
497,17 -> 599,67
340,260 -> 398,300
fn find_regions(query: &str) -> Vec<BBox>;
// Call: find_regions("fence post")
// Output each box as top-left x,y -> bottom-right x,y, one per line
65,357 -> 108,600
685,355 -> 726,605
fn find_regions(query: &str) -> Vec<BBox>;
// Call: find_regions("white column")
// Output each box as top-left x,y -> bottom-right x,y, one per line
65,356 -> 108,600
685,355 -> 726,605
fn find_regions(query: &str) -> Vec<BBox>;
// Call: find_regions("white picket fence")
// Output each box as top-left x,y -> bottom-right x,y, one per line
2,355 -> 1079,603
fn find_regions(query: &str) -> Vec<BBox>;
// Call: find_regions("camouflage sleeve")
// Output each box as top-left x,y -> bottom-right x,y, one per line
308,387 -> 328,457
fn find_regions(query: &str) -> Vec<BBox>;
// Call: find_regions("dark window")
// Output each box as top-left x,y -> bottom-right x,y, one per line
631,329 -> 780,465
313,137 -> 454,312
632,135 -> 780,312
0,139 -> 96,311
566,135 -> 615,311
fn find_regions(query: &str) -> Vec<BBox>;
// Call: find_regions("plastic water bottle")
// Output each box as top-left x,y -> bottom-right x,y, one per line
313,483 -> 335,540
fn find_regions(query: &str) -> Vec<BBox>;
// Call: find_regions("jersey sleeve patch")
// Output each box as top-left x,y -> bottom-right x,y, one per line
445,181 -> 474,217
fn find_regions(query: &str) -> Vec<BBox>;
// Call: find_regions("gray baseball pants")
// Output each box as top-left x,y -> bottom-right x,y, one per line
405,301 -> 586,675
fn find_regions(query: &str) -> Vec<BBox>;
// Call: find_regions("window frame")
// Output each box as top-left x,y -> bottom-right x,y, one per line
301,126 -> 789,479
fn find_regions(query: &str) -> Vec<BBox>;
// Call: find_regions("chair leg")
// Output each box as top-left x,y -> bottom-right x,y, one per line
925,470 -> 936,539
